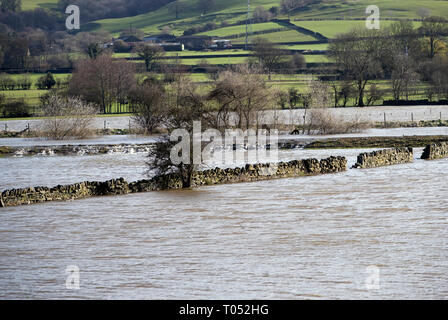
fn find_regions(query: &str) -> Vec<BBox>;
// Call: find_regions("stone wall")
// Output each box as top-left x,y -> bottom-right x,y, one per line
0,178 -> 130,207
421,142 -> 448,160
352,148 -> 414,169
1,157 -> 347,207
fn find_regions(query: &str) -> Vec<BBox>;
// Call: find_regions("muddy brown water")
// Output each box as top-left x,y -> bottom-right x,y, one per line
0,147 -> 447,299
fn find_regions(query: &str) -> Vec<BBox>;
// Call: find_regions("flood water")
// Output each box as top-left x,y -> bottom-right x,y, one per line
0,139 -> 447,299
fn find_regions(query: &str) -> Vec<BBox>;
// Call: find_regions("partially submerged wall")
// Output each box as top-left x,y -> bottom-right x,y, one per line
0,179 -> 131,207
1,156 -> 347,207
352,148 -> 414,169
421,142 -> 448,160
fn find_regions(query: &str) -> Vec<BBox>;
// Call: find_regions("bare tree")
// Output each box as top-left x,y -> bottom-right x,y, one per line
304,80 -> 367,134
420,16 -> 448,58
251,38 -> 286,80
85,43 -> 105,59
253,6 -> 273,23
328,28 -> 384,107
280,0 -> 312,18
147,76 -> 205,188
134,44 -> 165,72
162,54 -> 188,83
0,0 -> 21,12
365,84 -> 383,106
417,8 -> 431,20
69,55 -> 136,113
130,79 -> 166,133
428,57 -> 448,100
388,20 -> 423,61
208,65 -> 275,131
391,54 -> 420,100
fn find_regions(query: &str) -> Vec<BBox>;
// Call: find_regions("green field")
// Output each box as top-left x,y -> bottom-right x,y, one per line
233,30 -> 316,44
21,0 -> 448,37
165,56 -> 249,65
21,0 -> 58,10
304,55 -> 329,63
197,22 -> 286,37
3,73 -> 71,89
1,89 -> 47,106
13,0 -> 446,113
112,50 -> 251,59
92,0 -> 448,37
292,20 -> 422,39
279,43 -> 329,51
1,78 -> 430,112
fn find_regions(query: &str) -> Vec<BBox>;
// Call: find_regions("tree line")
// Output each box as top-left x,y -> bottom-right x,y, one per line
328,18 -> 448,106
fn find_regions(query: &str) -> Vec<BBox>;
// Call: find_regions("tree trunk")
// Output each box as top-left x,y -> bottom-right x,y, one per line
357,80 -> 365,107
430,37 -> 435,58
358,89 -> 365,107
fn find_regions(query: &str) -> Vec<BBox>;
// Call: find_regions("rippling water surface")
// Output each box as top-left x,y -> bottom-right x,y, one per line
0,147 -> 447,299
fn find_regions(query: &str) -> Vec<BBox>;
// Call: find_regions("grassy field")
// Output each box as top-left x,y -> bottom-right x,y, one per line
197,22 -> 286,37
165,56 -> 250,65
289,0 -> 448,20
21,0 -> 448,37
91,0 -> 448,37
292,20 -> 422,39
21,0 -> 58,10
161,53 -> 329,65
112,50 -> 251,59
94,0 -> 288,35
1,89 -> 47,106
3,72 -> 428,110
305,55 -> 330,63
279,43 -> 329,51
8,73 -> 71,82
233,30 -> 316,44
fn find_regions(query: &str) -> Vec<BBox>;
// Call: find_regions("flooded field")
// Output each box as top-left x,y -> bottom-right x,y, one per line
0,134 -> 447,299
2,105 -> 448,131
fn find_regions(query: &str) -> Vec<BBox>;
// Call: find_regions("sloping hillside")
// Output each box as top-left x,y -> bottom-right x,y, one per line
90,0 -> 448,36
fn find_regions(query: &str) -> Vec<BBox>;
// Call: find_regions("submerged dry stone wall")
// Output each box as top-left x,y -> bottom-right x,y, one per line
421,142 -> 448,160
1,156 -> 347,207
352,148 -> 414,169
0,179 -> 131,208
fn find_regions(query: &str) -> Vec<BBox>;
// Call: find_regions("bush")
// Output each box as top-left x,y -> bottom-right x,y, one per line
253,6 -> 273,23
39,93 -> 98,139
183,22 -> 217,36
36,72 -> 56,90
0,99 -> 31,118
17,76 -> 32,90
0,74 -> 16,90
301,80 -> 369,134
113,39 -> 131,53
307,108 -> 369,134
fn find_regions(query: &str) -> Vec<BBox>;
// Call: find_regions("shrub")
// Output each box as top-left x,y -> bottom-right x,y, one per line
0,99 -> 31,118
113,39 -> 130,53
307,108 -> 369,135
39,93 -> 98,139
17,75 -> 32,90
36,72 -> 56,90
0,74 -> 16,90
302,80 -> 369,134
